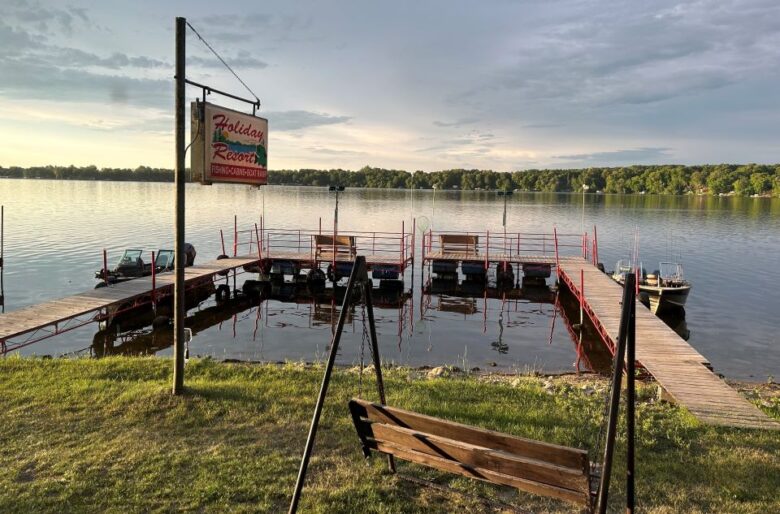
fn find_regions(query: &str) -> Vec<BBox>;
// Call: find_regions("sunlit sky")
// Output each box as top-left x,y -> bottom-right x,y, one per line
2,0 -> 779,171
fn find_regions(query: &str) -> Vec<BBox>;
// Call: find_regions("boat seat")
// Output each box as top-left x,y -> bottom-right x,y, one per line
349,399 -> 596,508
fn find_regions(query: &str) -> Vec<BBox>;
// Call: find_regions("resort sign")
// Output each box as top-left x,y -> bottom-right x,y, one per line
191,102 -> 268,185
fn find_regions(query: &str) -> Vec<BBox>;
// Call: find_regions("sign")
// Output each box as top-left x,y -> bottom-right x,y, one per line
191,101 -> 268,185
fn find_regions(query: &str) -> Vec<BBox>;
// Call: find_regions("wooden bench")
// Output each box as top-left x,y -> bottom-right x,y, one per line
314,234 -> 356,261
349,399 -> 595,508
439,234 -> 479,257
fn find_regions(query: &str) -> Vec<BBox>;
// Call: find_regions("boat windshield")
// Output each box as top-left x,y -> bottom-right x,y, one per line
118,249 -> 143,265
659,262 -> 684,281
155,250 -> 174,270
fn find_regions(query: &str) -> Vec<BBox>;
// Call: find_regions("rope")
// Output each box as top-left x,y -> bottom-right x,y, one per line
185,21 -> 261,105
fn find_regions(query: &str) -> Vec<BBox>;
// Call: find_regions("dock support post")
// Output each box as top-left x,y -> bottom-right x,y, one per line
172,16 -> 186,395
220,229 -> 226,256
233,215 -> 238,257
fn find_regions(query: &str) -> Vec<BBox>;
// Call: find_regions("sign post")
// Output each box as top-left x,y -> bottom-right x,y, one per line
171,17 -> 265,395
173,16 -> 186,395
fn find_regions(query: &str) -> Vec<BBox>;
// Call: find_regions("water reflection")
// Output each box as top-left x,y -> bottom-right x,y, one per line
87,279 -> 413,358
422,276 -> 614,373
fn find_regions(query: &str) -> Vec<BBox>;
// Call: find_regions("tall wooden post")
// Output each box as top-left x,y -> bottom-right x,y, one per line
172,16 -> 186,395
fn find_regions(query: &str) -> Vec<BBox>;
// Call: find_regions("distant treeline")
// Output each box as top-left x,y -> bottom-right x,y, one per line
3,164 -> 780,196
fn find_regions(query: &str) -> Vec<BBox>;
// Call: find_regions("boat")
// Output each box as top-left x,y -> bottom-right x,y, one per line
610,260 -> 691,314
95,244 -> 196,287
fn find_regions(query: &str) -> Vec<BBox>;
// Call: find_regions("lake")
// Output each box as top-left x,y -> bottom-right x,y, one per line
1,179 -> 778,380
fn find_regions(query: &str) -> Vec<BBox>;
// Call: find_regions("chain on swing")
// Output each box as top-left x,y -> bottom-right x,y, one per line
357,296 -> 374,399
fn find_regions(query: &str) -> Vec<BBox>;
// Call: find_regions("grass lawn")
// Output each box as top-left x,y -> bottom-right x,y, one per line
0,357 -> 777,513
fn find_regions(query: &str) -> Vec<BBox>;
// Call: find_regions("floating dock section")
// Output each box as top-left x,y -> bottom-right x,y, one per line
0,256 -> 258,354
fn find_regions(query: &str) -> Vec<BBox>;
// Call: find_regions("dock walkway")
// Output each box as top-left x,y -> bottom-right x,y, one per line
0,256 -> 258,353
558,258 -> 778,430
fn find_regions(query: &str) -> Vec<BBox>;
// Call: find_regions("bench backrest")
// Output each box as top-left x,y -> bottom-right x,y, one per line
314,235 -> 356,259
439,234 -> 479,256
349,399 -> 592,507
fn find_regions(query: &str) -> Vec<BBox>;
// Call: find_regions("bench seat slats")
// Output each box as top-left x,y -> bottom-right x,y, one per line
350,400 -> 589,470
366,440 -> 590,506
360,421 -> 590,494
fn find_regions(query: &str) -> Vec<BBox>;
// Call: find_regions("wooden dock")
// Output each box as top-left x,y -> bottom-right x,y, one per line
0,256 -> 259,353
557,258 -> 779,430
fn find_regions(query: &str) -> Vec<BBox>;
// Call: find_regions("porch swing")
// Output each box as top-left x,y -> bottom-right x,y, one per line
289,256 -> 637,514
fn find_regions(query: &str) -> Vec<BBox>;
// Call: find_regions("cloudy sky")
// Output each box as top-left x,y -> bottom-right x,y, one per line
1,0 -> 779,171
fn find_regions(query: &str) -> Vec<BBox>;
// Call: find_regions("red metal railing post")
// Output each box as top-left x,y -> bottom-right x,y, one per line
401,220 -> 405,268
593,225 -> 599,266
580,268 -> 585,326
553,228 -> 560,271
103,249 -> 108,287
233,215 -> 238,257
319,217 -> 322,235
412,217 -> 416,266
220,229 -> 226,256
255,223 -> 261,259
332,218 -> 336,275
151,250 -> 156,306
485,230 -> 490,270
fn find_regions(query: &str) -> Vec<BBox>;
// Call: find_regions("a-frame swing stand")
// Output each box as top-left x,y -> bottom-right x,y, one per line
288,256 -> 393,513
289,256 -> 637,513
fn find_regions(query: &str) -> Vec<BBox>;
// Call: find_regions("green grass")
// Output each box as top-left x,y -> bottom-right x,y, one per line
0,357 -> 777,513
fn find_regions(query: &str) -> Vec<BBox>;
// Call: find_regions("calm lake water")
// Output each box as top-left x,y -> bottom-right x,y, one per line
1,179 -> 778,380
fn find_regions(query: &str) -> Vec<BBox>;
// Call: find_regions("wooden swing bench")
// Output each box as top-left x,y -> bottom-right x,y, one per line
349,398 -> 596,508
439,234 -> 479,258
314,234 -> 357,261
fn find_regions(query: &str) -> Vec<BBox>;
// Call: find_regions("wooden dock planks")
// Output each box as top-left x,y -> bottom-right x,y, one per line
0,256 -> 260,344
558,258 -> 778,431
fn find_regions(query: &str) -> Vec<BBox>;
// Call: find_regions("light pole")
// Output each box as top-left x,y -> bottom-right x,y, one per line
581,183 -> 590,235
497,189 -> 513,228
329,185 -> 345,234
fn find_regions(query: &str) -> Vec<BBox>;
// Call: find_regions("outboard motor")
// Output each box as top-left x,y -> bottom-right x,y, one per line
184,243 -> 197,266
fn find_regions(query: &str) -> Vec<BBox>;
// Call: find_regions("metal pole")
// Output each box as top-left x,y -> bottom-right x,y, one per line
1,205 -> 5,312
103,249 -> 108,287
288,257 -> 366,513
172,16 -> 186,395
151,250 -> 157,310
596,273 -> 635,514
362,277 -> 396,473
626,277 -> 636,514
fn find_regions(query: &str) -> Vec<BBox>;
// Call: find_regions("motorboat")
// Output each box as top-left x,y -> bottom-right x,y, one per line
611,260 -> 691,314
95,245 -> 196,287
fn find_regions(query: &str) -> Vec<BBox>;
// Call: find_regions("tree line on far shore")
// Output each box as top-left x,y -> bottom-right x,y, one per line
3,163 -> 780,196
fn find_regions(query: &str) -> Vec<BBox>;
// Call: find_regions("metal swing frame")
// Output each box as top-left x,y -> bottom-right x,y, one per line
288,255 -> 636,514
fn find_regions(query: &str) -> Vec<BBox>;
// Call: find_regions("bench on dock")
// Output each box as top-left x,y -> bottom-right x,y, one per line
349,399 -> 595,507
314,234 -> 357,261
439,234 -> 479,257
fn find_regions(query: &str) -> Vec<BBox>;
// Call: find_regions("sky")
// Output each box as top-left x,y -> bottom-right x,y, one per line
1,0 -> 779,171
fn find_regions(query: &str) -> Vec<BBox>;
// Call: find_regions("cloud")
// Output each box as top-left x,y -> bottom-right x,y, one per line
266,110 -> 351,131
0,57 -> 169,106
188,53 -> 267,70
456,1 -> 780,110
432,117 -> 479,128
554,147 -> 673,164
6,0 -> 91,35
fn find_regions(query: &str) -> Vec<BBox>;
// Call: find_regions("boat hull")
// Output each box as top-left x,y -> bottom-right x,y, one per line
639,284 -> 690,314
